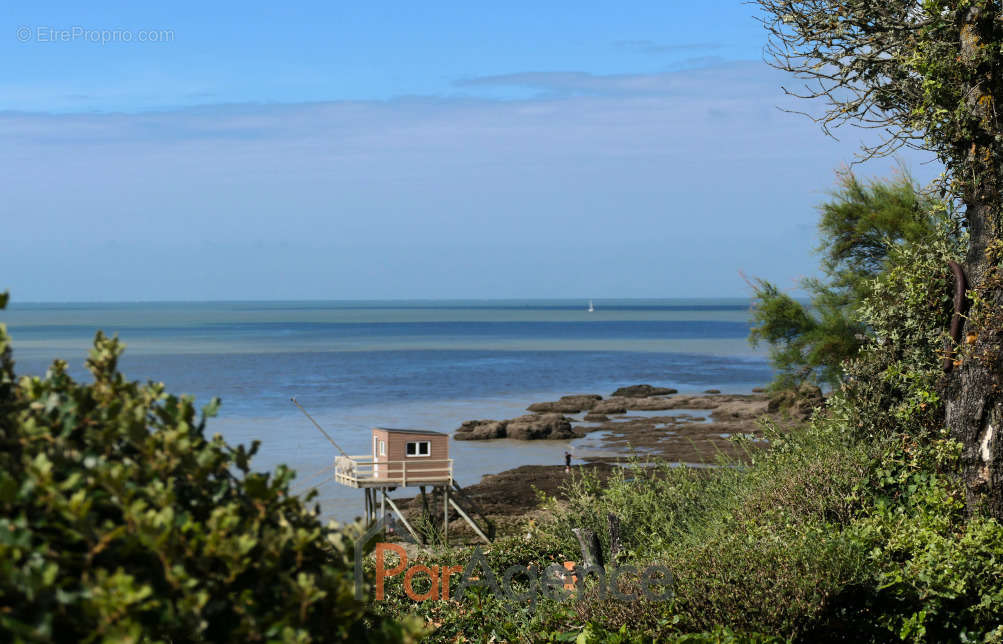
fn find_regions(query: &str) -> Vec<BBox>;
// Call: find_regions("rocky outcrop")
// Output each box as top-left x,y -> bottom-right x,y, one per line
709,398 -> 770,421
454,413 -> 575,440
527,394 -> 602,413
610,384 -> 678,398
454,420 -> 507,440
592,400 -> 628,414
457,392 -> 778,441
506,414 -> 576,440
595,393 -> 766,414
595,396 -> 683,412
767,384 -> 825,420
703,389 -> 721,394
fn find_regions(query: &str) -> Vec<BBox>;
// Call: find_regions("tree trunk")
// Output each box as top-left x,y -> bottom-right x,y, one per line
945,5 -> 1003,520
571,528 -> 604,569
946,197 -> 1003,519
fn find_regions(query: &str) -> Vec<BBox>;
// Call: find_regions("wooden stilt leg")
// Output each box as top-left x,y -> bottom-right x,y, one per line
419,485 -> 431,542
383,491 -> 421,544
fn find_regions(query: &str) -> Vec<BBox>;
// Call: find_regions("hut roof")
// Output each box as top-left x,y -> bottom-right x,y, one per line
375,427 -> 447,436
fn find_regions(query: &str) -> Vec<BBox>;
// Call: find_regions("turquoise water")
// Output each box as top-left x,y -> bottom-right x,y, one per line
2,299 -> 771,521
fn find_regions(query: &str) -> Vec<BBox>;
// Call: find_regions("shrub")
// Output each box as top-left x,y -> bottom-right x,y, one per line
840,432 -> 1003,641
544,420 -> 873,639
0,293 -> 416,642
811,220 -> 1003,641
837,215 -> 965,440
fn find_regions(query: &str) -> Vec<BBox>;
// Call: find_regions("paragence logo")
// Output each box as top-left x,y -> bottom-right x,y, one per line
354,517 -> 673,607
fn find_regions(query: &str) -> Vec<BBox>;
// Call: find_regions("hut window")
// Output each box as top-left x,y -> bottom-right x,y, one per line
379,440 -> 386,456
406,441 -> 430,457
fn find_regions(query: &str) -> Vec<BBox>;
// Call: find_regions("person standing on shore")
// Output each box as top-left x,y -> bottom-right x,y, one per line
564,450 -> 571,473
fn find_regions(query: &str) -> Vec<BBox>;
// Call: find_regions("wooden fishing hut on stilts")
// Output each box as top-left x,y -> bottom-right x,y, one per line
335,427 -> 494,545
291,397 -> 493,545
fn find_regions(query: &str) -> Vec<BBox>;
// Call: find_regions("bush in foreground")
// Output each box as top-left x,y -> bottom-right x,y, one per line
0,293 -> 416,642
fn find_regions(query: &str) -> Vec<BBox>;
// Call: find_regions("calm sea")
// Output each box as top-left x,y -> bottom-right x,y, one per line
2,299 -> 771,521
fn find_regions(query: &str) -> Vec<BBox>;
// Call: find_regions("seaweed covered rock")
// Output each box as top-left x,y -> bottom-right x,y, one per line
454,419 -> 507,440
527,394 -> 602,413
767,383 -> 825,420
454,413 -> 576,440
505,413 -> 576,440
610,384 -> 677,398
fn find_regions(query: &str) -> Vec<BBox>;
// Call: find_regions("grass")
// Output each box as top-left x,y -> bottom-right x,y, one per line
368,413 -> 875,640
367,402 -> 1003,642
541,414 -> 874,639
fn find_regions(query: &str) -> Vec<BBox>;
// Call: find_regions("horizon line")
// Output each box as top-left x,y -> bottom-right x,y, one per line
3,296 -> 765,306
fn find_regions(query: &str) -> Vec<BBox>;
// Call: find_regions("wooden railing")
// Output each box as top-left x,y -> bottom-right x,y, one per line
334,455 -> 453,487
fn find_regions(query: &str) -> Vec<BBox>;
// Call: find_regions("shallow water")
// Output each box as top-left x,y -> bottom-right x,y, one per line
3,299 -> 772,521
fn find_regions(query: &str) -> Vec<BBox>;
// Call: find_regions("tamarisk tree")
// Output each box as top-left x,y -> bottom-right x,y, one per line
755,0 -> 1003,516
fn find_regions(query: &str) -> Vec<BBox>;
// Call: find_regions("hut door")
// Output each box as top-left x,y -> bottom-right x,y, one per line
373,436 -> 379,476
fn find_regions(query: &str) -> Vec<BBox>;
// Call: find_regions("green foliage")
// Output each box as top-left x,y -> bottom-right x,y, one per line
755,0 -> 1003,203
373,424 -> 874,641
816,170 -> 951,298
748,278 -> 858,389
812,190 -> 1003,641
370,529 -> 578,642
544,421 -> 872,639
839,208 -> 966,438
0,294 -> 416,642
377,218 -> 997,641
750,170 -> 957,389
840,430 -> 1003,642
756,0 -> 1003,534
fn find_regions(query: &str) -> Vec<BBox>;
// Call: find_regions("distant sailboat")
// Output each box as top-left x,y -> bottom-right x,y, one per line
587,300 -> 595,313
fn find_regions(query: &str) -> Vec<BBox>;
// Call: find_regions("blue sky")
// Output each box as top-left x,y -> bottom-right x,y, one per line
1,1 -> 939,301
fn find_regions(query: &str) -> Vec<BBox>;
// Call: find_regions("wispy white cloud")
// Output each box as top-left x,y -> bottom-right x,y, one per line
453,61 -> 759,97
0,61 -> 939,300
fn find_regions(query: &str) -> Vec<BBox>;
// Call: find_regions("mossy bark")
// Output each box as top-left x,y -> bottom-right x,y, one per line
946,5 -> 1003,519
946,219 -> 1003,518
